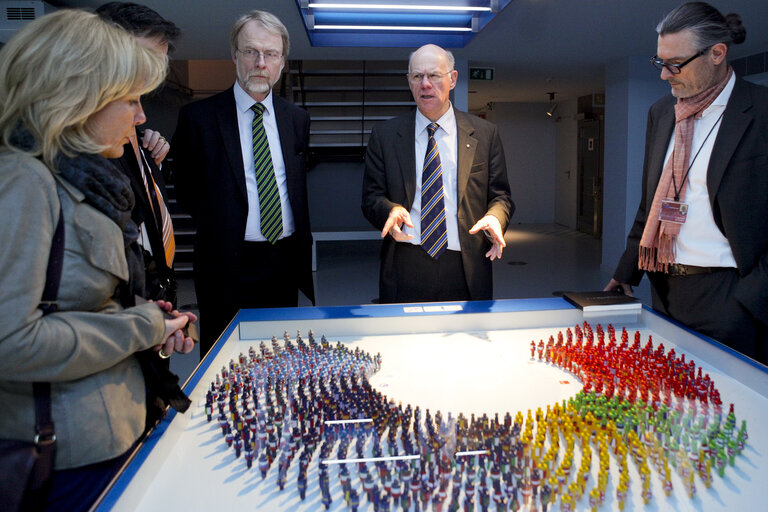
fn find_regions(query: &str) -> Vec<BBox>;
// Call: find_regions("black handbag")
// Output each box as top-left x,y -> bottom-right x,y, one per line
0,207 -> 63,512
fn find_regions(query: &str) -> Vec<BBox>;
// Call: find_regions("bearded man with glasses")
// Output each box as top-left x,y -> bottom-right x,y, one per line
605,2 -> 768,364
362,44 -> 513,303
171,10 -> 314,358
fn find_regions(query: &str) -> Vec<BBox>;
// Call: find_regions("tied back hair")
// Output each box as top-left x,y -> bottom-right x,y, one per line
657,1 -> 745,50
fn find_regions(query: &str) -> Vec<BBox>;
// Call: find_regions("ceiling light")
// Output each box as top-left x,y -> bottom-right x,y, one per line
546,92 -> 558,117
546,104 -> 558,117
314,25 -> 473,31
308,3 -> 493,12
296,0 -> 513,47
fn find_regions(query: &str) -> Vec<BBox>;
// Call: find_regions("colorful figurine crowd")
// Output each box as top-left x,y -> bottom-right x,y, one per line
203,324 -> 748,511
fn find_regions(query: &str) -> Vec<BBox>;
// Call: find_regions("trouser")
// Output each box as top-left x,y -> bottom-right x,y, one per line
648,268 -> 768,363
43,443 -> 135,512
197,235 -> 300,359
381,242 -> 470,303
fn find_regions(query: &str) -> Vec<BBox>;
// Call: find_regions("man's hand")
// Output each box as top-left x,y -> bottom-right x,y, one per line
603,278 -> 634,296
142,128 -> 170,167
381,206 -> 414,242
469,215 -> 506,260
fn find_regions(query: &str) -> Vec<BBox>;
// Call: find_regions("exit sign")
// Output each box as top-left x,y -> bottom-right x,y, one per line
469,67 -> 494,80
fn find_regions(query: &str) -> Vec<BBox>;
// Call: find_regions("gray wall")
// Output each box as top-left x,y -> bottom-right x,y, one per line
490,103 -> 558,224
601,55 -> 669,275
307,161 -> 370,231
554,98 -> 578,229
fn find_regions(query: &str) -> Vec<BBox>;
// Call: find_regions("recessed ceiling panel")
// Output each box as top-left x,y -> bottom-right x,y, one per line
296,0 -> 512,48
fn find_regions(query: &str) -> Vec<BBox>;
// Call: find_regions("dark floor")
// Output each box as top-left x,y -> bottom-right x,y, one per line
170,223 -> 652,381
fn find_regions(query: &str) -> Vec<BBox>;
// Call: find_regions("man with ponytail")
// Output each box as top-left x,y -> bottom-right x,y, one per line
606,2 -> 768,363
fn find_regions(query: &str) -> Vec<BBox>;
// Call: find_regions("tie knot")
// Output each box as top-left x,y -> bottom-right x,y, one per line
427,123 -> 439,137
251,103 -> 265,117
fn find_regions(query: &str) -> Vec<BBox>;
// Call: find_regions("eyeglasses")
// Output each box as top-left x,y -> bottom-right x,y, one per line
407,71 -> 452,84
650,47 -> 710,74
237,48 -> 282,63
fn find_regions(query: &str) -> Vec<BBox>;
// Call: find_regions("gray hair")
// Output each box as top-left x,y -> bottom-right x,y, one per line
230,10 -> 290,58
656,1 -> 745,49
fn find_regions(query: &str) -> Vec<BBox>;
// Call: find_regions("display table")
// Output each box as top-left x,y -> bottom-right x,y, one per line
94,298 -> 768,511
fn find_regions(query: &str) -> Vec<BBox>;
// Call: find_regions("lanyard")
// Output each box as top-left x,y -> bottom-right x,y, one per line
671,110 -> 725,201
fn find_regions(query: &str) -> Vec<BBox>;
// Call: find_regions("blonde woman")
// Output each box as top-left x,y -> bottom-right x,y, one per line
0,10 -> 194,511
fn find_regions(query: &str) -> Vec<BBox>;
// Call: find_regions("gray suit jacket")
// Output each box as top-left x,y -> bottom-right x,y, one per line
615,77 -> 768,324
362,109 -> 514,301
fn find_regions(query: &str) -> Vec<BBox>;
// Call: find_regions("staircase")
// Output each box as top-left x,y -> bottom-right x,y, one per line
165,177 -> 194,276
287,60 -> 414,162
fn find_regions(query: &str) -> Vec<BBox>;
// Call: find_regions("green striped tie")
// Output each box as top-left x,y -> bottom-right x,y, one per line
251,103 -> 283,244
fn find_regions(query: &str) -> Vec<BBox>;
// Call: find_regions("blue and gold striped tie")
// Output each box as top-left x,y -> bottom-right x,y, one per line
251,103 -> 283,244
420,122 -> 447,259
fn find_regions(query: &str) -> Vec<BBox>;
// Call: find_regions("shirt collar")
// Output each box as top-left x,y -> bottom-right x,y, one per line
712,71 -> 736,107
234,81 -> 275,116
415,103 -> 456,137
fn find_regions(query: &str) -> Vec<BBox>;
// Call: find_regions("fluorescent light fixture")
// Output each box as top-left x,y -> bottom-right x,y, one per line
314,24 -> 473,31
308,3 -> 492,12
296,0 -> 512,47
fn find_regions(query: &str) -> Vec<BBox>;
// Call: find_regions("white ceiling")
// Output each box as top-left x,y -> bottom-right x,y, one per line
55,0 -> 768,108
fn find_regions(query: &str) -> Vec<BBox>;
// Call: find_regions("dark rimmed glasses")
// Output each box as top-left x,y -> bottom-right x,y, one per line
650,46 -> 711,74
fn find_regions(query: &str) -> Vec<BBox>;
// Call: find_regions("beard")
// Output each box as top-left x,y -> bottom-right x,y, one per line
239,70 -> 274,96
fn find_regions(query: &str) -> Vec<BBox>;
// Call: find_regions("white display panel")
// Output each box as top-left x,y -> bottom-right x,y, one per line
96,299 -> 768,511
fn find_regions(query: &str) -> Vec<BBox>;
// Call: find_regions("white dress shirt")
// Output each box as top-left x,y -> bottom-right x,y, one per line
233,82 -> 295,241
404,105 -> 461,251
666,73 -> 737,267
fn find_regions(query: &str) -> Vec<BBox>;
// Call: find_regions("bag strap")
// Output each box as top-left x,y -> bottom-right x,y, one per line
38,205 -> 65,315
27,204 -> 65,491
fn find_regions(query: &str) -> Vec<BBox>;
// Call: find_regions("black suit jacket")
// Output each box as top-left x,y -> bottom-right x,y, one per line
171,87 -> 314,313
113,141 -> 176,302
362,109 -> 514,301
615,77 -> 768,324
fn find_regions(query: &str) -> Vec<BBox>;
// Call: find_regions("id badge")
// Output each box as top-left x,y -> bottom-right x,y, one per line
659,199 -> 688,224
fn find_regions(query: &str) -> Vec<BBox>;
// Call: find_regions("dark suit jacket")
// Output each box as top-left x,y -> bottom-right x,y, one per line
615,77 -> 768,325
171,87 -> 314,316
112,140 -> 176,303
362,109 -> 514,301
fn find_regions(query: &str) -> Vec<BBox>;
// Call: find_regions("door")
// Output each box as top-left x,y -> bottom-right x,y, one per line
577,118 -> 603,237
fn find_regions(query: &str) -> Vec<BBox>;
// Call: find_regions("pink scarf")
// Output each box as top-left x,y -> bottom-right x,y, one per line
638,67 -> 732,272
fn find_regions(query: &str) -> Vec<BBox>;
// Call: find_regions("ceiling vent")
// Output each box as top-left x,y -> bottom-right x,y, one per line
0,1 -> 56,43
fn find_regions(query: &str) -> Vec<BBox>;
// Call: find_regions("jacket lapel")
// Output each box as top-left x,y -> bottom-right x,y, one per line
273,95 -> 293,163
707,77 -> 752,205
396,114 -> 417,209
273,95 -> 299,207
216,88 -> 247,202
455,111 -> 476,205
